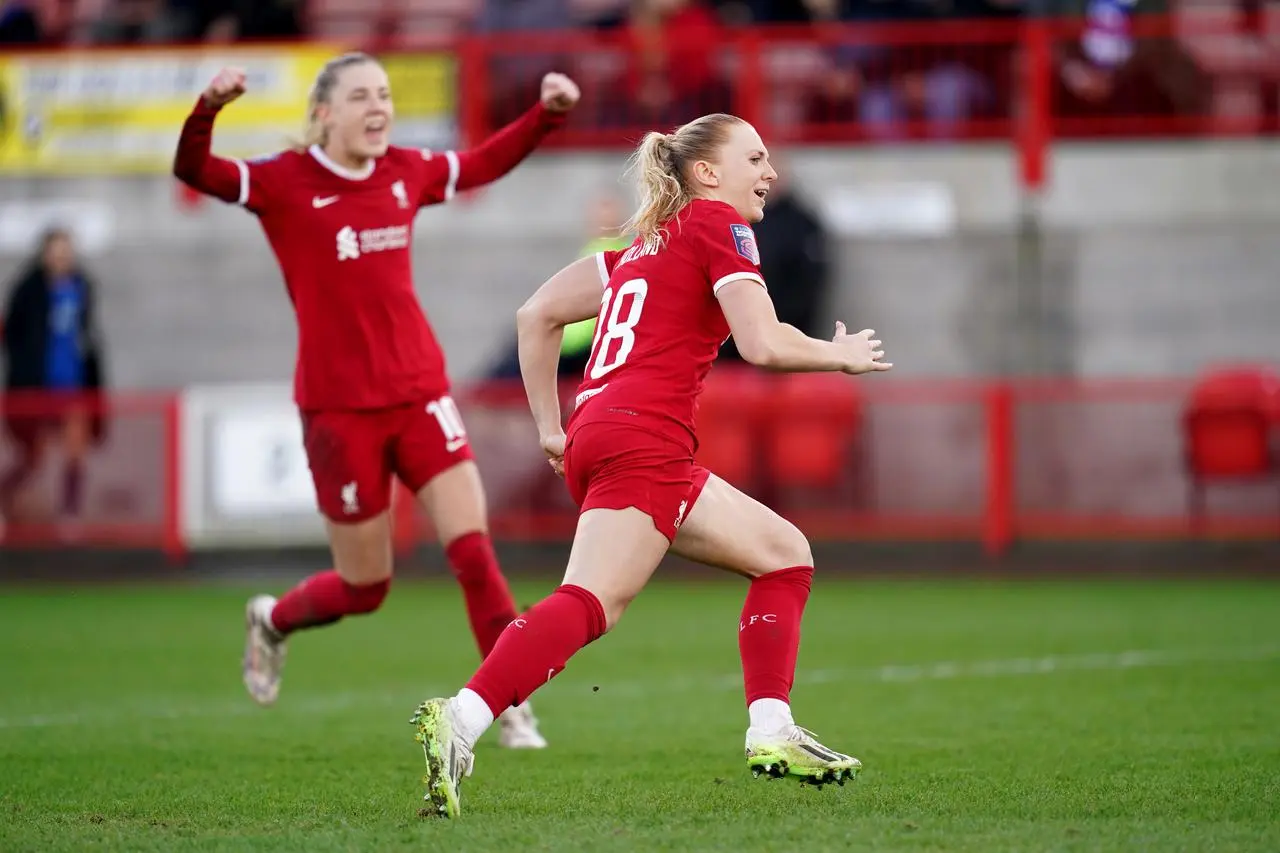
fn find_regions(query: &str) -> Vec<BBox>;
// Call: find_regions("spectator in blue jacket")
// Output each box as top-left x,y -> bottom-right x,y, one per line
1,227 -> 108,529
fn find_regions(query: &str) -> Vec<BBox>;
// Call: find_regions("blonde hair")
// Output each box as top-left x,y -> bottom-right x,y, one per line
292,52 -> 378,151
621,113 -> 746,250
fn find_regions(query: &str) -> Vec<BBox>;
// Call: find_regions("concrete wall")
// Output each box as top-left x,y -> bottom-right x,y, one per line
2,140 -> 1278,389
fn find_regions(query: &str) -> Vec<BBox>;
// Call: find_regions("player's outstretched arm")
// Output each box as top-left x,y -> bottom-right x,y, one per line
717,280 -> 892,375
452,73 -> 579,193
172,67 -> 248,204
515,256 -> 603,464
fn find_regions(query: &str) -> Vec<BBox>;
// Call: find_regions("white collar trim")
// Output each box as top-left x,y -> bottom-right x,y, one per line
309,144 -> 376,181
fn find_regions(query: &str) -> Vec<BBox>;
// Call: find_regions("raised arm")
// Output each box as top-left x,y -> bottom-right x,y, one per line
515,255 -> 607,468
420,74 -> 579,204
716,280 -> 891,375
172,67 -> 249,204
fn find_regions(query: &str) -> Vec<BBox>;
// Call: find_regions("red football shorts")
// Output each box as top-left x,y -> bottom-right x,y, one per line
300,393 -> 474,523
563,421 -> 711,542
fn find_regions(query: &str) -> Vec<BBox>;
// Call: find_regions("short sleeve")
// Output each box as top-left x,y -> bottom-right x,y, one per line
596,249 -> 624,286
416,148 -> 461,207
234,152 -> 290,215
698,210 -> 767,295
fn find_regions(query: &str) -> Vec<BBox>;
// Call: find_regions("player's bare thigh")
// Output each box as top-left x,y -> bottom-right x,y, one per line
562,507 -> 670,631
671,473 -> 813,578
415,459 -> 488,545
326,513 -> 394,584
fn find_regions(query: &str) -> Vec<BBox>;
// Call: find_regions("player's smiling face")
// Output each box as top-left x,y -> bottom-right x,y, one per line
320,61 -> 394,167
691,121 -> 777,223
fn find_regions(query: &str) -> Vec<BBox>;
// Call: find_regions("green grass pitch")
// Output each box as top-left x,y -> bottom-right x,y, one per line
2,574 -> 1278,852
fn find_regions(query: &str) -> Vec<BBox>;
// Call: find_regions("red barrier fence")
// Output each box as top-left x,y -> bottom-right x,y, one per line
0,391 -> 183,559
411,371 -> 1280,553
2,374 -> 1277,561
442,13 -> 1280,183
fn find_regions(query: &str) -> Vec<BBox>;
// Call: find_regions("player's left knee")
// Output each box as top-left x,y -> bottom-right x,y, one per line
756,522 -> 814,575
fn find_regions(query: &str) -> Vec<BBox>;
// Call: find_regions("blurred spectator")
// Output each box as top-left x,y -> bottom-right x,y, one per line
89,0 -> 184,43
154,0 -> 304,41
601,0 -> 731,127
711,0 -> 813,26
474,0 -> 574,128
0,0 -> 41,43
1054,0 -> 1210,122
487,189 -> 632,380
720,157 -> 831,362
805,0 -> 1016,139
1,228 -> 109,530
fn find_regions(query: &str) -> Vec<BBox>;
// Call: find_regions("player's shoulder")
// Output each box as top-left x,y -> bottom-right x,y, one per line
678,199 -> 752,240
689,198 -> 748,225
679,199 -> 759,264
383,145 -> 438,171
245,148 -> 304,170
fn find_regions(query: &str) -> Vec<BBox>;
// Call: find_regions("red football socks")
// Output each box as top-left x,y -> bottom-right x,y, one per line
269,571 -> 390,635
445,531 -> 519,658
738,566 -> 814,705
465,584 -> 607,718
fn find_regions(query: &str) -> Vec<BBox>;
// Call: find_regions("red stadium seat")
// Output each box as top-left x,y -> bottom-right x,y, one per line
765,373 -> 862,493
694,365 -> 767,491
1182,365 -> 1280,520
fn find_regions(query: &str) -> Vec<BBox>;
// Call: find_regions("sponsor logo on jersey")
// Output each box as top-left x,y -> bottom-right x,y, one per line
335,224 -> 410,260
730,223 -> 760,265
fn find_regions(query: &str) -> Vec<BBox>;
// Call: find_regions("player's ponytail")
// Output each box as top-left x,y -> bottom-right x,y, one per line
291,52 -> 378,152
622,113 -> 745,251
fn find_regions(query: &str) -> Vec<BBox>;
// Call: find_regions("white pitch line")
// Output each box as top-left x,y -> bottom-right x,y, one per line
1,646 -> 1276,731
569,644 -> 1280,698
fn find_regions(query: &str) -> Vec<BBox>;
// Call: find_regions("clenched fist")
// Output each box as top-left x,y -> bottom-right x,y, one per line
540,431 -> 567,477
202,67 -> 246,109
540,73 -> 580,113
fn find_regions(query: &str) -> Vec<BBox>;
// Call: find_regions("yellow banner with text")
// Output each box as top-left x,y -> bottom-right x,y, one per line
0,46 -> 456,175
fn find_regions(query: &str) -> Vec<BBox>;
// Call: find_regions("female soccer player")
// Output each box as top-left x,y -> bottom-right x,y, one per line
411,113 -> 891,816
173,54 -> 580,749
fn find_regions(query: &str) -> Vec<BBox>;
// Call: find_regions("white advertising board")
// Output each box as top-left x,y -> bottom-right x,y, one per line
181,383 -> 328,548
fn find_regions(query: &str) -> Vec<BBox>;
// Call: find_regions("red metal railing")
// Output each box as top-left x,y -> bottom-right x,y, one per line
3,373 -> 1277,560
0,391 -> 184,561
398,371 -> 1280,554
438,13 -> 1280,177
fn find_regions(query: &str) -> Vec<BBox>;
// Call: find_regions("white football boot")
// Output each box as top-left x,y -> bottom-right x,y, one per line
410,697 -> 475,818
242,595 -> 287,706
496,701 -> 548,749
745,723 -> 861,787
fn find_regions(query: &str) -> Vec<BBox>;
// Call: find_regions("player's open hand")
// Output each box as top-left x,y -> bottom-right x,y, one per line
541,431 -> 567,477
834,322 -> 892,375
202,67 -> 246,109
541,73 -> 580,113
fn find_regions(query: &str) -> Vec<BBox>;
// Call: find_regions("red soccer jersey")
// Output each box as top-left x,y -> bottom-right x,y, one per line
174,99 -> 564,410
567,198 -> 766,451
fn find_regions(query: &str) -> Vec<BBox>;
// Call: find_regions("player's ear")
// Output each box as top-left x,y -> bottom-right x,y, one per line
691,160 -> 719,189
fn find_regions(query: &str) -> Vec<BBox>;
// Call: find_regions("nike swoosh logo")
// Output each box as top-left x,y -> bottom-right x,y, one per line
446,438 -> 467,453
312,196 -> 339,208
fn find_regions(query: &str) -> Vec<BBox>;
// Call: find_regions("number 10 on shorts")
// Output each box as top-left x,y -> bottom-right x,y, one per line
427,396 -> 468,452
